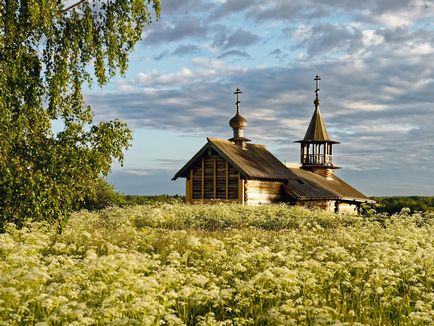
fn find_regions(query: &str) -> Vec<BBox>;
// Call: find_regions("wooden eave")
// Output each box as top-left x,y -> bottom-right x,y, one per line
172,142 -> 207,180
294,139 -> 340,144
340,197 -> 376,204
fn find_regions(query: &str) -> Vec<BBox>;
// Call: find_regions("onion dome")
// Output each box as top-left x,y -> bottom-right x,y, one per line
229,111 -> 247,129
228,87 -> 250,149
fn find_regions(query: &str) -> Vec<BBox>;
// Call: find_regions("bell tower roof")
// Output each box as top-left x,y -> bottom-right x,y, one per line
304,106 -> 330,141
297,74 -> 339,144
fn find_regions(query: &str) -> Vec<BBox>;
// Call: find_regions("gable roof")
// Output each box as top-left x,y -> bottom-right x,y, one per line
172,138 -> 291,181
172,137 -> 372,203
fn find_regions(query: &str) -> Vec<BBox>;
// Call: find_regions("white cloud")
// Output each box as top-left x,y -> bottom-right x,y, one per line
343,101 -> 388,112
374,13 -> 412,28
362,30 -> 384,47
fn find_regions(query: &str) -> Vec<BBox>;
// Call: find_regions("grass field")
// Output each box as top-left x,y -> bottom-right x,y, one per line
0,204 -> 433,325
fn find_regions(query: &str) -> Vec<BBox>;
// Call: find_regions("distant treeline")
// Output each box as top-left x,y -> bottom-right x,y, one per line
76,179 -> 184,211
371,196 -> 434,215
78,179 -> 434,215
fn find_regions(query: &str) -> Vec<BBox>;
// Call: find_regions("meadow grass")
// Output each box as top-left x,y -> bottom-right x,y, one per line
0,204 -> 433,325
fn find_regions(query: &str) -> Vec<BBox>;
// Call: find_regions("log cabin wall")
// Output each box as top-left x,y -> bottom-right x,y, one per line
186,150 -> 241,203
245,180 -> 283,205
296,200 -> 335,212
308,167 -> 334,180
295,200 -> 358,214
336,202 -> 359,215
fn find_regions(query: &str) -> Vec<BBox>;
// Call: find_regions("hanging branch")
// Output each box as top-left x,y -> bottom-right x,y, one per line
62,0 -> 88,12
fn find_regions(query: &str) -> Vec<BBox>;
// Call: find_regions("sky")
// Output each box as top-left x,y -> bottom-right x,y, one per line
85,0 -> 434,196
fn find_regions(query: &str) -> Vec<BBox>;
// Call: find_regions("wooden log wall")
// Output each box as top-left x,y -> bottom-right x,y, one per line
296,200 -> 335,212
188,151 -> 239,202
227,164 -> 239,199
192,159 -> 203,200
216,159 -> 227,198
245,180 -> 282,205
204,157 -> 214,199
336,202 -> 358,215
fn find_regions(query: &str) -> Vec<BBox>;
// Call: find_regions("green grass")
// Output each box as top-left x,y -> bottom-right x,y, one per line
1,204 -> 433,325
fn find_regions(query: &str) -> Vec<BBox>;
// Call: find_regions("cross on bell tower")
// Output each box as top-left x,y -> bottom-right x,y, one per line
295,75 -> 340,179
314,74 -> 320,98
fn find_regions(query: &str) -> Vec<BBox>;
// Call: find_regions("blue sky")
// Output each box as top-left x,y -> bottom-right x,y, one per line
85,0 -> 434,196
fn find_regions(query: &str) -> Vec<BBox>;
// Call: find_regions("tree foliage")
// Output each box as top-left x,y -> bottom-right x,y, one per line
77,178 -> 125,211
0,0 -> 160,228
372,196 -> 434,215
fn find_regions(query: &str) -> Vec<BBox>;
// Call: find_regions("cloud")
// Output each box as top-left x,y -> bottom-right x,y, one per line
210,0 -> 260,20
218,50 -> 251,59
153,50 -> 170,61
212,28 -> 260,50
239,0 -> 434,26
292,24 -> 365,58
144,15 -> 209,45
159,0 -> 211,15
172,44 -> 201,56
154,44 -> 201,60
269,48 -> 288,61
153,158 -> 188,169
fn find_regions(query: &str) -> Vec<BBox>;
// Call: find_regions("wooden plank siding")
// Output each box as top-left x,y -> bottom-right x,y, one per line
245,180 -> 283,205
189,152 -> 240,202
192,159 -> 202,200
238,173 -> 244,205
213,158 -> 216,199
227,163 -> 239,200
216,158 -> 227,199
225,161 -> 229,199
201,158 -> 205,198
204,156 -> 214,199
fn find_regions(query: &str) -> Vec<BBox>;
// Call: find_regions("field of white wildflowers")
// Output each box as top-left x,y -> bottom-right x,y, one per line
0,204 -> 433,325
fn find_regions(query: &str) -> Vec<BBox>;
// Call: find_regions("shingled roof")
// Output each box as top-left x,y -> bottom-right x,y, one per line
297,106 -> 339,144
172,138 -> 291,181
172,138 -> 372,203
284,168 -> 372,202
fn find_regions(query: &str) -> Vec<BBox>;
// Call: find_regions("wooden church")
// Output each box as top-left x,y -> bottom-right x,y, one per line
173,75 -> 373,214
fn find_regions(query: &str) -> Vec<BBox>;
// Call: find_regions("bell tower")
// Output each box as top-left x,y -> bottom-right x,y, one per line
295,75 -> 340,179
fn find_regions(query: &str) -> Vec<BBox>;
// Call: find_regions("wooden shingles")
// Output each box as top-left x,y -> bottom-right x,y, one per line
206,138 -> 291,180
284,168 -> 372,202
